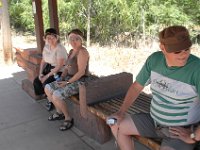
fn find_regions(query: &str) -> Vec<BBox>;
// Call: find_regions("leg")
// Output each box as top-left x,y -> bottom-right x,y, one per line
44,84 -> 53,103
110,113 -> 159,150
50,81 -> 80,130
51,81 -> 80,120
110,115 -> 140,150
51,93 -> 71,120
33,77 -> 44,95
160,138 -> 195,150
44,83 -> 61,112
51,93 -> 74,131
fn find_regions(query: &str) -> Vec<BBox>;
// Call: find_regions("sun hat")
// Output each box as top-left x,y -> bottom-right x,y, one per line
159,26 -> 192,53
44,28 -> 58,38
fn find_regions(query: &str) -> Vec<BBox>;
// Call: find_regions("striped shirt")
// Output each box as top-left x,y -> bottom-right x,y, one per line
136,51 -> 200,126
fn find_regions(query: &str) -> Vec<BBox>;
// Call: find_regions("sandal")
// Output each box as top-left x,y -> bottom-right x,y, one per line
59,118 -> 74,131
48,112 -> 64,121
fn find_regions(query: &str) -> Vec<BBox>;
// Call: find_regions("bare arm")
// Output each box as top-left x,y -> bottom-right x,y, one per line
40,58 -> 65,83
46,57 -> 65,77
39,59 -> 46,75
38,59 -> 46,80
60,66 -> 68,80
113,81 -> 144,120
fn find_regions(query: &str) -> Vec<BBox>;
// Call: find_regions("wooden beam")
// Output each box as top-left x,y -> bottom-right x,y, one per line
1,0 -> 13,64
48,0 -> 59,35
32,0 -> 44,53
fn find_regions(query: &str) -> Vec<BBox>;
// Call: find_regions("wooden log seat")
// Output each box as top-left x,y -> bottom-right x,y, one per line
64,72 -> 161,149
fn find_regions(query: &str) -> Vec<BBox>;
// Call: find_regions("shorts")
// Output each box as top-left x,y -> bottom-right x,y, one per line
132,113 -> 196,150
45,75 -> 92,100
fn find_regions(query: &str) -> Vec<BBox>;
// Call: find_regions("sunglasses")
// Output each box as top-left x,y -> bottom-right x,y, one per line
173,48 -> 190,54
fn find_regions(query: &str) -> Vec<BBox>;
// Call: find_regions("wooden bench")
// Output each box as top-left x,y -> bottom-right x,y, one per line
71,92 -> 161,150
64,72 -> 161,149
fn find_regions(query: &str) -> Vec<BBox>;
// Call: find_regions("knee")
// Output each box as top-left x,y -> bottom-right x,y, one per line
52,91 -> 62,102
44,84 -> 52,95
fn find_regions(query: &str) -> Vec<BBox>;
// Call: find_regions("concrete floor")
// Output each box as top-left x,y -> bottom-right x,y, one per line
0,64 -> 149,150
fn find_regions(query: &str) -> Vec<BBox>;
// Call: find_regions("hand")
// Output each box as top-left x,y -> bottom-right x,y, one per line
57,81 -> 69,88
169,127 -> 195,144
39,74 -> 44,80
107,111 -> 125,126
195,127 -> 200,141
40,75 -> 48,83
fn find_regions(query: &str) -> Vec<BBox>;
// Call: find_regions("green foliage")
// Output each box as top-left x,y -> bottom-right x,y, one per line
9,0 -> 34,32
8,0 -> 200,45
58,0 -> 87,35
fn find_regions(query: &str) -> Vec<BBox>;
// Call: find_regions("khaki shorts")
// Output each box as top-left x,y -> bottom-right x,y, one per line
131,113 -> 196,150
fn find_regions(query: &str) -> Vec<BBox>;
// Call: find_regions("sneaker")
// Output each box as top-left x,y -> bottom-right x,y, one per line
46,101 -> 54,111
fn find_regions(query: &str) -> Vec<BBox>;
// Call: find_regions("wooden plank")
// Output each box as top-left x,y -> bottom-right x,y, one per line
86,93 -> 161,150
85,72 -> 132,105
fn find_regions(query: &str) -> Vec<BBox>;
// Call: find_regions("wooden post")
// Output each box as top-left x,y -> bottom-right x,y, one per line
32,0 -> 44,53
0,0 -> 2,50
48,0 -> 59,35
1,0 -> 13,64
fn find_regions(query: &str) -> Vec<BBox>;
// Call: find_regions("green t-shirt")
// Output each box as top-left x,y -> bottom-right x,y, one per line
136,51 -> 200,126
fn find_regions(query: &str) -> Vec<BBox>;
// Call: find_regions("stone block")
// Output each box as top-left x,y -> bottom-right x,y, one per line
22,79 -> 45,100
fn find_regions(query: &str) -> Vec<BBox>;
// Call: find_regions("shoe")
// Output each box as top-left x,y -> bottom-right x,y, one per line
48,112 -> 65,121
46,101 -> 54,111
59,118 -> 74,131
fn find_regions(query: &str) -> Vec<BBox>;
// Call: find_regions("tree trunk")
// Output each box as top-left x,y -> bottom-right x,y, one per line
86,0 -> 91,47
141,7 -> 146,47
1,0 -> 13,64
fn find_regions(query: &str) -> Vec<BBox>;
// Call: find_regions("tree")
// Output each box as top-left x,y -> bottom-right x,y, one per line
8,0 -> 200,47
9,0 -> 34,32
86,0 -> 91,47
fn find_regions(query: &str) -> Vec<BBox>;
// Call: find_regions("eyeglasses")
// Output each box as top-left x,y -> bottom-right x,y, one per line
68,37 -> 81,42
173,48 -> 190,54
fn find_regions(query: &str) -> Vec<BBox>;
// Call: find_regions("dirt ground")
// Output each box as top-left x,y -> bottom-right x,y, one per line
1,34 -> 200,74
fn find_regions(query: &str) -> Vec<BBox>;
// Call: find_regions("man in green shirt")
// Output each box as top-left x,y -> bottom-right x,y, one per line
109,26 -> 200,150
